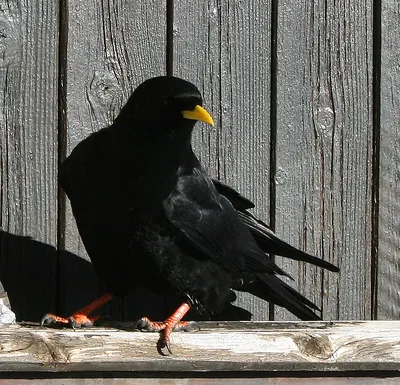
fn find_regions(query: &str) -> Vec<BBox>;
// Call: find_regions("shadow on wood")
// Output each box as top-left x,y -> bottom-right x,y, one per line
0,231 -> 252,323
0,230 -> 176,323
0,230 -> 98,322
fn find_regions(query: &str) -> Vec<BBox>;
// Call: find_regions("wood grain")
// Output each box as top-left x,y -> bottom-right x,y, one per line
0,0 -> 58,321
274,0 -> 373,320
61,0 -> 166,319
174,0 -> 273,320
0,379 -> 399,385
377,0 -> 400,320
0,321 -> 399,373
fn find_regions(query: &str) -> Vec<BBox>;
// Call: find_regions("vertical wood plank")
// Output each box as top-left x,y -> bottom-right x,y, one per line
275,0 -> 373,320
174,0 -> 272,320
377,0 -> 400,319
0,0 -> 59,320
62,0 -> 166,319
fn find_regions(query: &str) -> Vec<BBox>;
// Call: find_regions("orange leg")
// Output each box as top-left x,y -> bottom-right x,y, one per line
41,293 -> 113,328
135,302 -> 197,354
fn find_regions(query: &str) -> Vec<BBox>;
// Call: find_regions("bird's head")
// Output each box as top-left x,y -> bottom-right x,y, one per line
116,76 -> 214,139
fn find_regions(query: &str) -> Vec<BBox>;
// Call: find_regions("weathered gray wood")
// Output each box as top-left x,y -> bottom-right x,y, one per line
62,0 -> 167,319
0,379 -> 399,385
275,0 -> 373,320
377,0 -> 400,319
0,321 -> 400,373
174,0 -> 272,320
0,0 -> 58,321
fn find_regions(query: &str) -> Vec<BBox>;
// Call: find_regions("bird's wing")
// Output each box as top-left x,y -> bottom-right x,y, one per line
211,179 -> 255,211
163,169 -> 327,320
213,179 -> 339,272
163,168 -> 287,276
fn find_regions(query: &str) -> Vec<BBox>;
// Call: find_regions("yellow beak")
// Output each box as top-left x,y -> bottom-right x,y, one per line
182,105 -> 214,126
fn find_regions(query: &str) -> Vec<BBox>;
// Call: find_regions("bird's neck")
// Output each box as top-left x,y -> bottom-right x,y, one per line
114,119 -> 199,173
160,137 -> 197,171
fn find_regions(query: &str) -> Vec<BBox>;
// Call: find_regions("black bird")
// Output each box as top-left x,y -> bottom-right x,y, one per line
42,76 -> 339,353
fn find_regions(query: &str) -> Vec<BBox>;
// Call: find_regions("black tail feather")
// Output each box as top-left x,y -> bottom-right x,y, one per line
237,211 -> 340,273
239,273 -> 322,321
213,179 -> 338,320
213,179 -> 339,273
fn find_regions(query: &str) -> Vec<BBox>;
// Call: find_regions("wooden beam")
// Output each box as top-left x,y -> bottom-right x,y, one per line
0,379 -> 399,385
0,321 -> 399,374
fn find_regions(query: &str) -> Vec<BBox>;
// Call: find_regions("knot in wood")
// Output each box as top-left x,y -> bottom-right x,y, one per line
293,333 -> 333,360
89,70 -> 121,109
314,91 -> 335,134
275,167 -> 288,185
315,106 -> 335,132
0,6 -> 20,67
209,5 -> 218,20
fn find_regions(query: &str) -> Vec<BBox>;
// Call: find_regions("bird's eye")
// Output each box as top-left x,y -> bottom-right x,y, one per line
160,95 -> 173,107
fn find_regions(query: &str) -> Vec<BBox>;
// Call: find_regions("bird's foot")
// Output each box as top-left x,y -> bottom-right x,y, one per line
41,312 -> 100,329
134,302 -> 193,355
41,293 -> 113,329
134,317 -> 197,332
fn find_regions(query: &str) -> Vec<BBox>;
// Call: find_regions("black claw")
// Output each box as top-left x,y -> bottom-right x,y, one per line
69,318 -> 81,330
174,321 -> 199,332
82,321 -> 94,327
40,314 -> 56,327
133,318 -> 152,331
134,318 -> 165,332
157,337 -> 173,356
69,317 -> 93,329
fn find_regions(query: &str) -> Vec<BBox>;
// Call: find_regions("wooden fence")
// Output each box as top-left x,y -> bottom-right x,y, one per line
0,0 -> 398,324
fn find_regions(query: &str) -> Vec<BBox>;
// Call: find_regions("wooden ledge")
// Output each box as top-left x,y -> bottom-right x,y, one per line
0,321 -> 399,374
